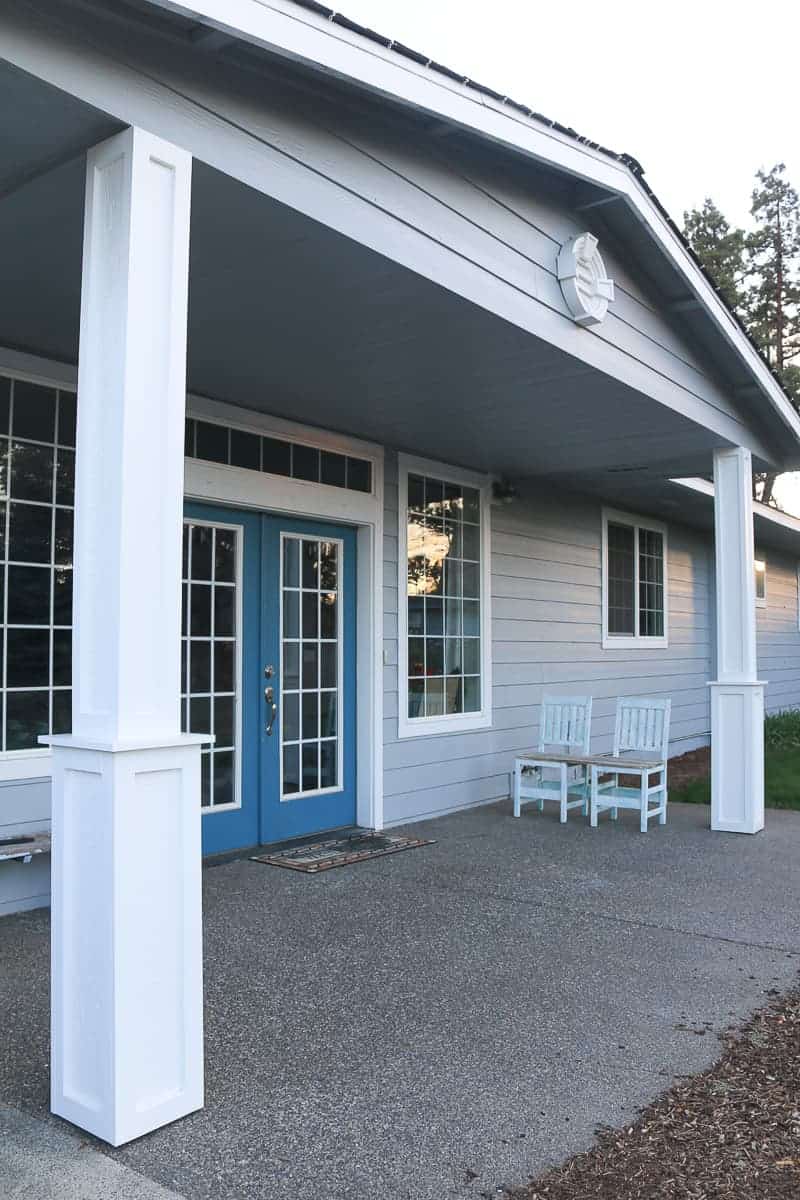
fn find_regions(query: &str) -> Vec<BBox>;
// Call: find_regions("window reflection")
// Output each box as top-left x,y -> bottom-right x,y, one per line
406,472 -> 482,719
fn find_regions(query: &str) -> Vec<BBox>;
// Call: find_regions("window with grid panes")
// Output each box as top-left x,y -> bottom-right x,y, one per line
406,472 -> 483,720
0,375 -> 75,752
280,536 -> 341,796
180,523 -> 239,807
604,514 -> 666,642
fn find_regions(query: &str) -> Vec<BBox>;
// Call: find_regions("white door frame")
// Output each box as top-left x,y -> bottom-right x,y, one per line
184,394 -> 385,832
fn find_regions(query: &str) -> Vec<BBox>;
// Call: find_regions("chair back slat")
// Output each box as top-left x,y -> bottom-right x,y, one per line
614,696 -> 671,759
539,695 -> 592,755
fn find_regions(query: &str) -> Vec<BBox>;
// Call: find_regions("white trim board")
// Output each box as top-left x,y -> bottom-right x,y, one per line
142,0 -> 800,449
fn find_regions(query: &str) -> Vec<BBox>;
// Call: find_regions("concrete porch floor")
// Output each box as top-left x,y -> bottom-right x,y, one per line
1,800 -> 799,1200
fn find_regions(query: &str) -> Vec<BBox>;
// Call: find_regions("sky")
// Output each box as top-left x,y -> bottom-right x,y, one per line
334,0 -> 800,233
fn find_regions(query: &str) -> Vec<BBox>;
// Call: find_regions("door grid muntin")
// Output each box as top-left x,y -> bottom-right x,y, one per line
280,532 -> 344,800
181,519 -> 243,811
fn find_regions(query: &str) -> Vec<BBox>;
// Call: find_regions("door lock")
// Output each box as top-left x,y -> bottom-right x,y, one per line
264,686 -> 274,703
264,664 -> 274,679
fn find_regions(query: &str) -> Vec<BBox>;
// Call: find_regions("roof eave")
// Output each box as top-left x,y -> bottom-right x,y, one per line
145,0 -> 800,453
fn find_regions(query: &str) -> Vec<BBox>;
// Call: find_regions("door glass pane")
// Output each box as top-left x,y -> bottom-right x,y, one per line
181,522 -> 240,809
281,533 -> 341,796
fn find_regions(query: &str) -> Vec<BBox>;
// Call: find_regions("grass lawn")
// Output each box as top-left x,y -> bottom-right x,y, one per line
672,711 -> 800,811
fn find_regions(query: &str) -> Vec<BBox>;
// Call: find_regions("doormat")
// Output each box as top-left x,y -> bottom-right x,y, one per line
251,831 -> 435,873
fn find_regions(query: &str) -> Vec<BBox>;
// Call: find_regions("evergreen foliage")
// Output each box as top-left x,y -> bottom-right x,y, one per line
684,165 -> 800,505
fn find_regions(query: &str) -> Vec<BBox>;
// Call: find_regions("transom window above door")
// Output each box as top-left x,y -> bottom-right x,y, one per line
184,417 -> 372,495
398,455 -> 491,738
602,509 -> 668,649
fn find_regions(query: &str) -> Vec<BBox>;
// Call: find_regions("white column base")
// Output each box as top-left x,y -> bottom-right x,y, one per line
48,735 -> 205,1146
709,681 -> 765,834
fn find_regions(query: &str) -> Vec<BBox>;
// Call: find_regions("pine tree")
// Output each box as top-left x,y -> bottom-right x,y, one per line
745,164 -> 800,402
683,198 -> 746,315
745,165 -> 800,504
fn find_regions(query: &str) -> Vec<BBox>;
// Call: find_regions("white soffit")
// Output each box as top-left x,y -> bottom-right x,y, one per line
144,0 -> 800,447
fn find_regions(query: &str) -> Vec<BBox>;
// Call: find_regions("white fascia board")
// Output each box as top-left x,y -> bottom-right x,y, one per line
143,0 -> 800,449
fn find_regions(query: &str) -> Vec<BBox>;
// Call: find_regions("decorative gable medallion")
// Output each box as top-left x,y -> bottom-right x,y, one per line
557,232 -> 615,326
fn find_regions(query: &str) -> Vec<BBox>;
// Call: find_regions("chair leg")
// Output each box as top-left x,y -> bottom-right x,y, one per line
513,763 -> 521,817
582,766 -> 589,817
559,762 -> 568,823
640,773 -> 648,833
590,766 -> 598,828
660,769 -> 668,825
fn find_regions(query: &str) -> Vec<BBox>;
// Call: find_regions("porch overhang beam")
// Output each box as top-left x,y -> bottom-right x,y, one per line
0,0 -> 782,469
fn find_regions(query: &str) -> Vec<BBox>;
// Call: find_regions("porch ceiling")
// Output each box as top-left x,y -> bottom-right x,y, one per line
0,59 -> 736,520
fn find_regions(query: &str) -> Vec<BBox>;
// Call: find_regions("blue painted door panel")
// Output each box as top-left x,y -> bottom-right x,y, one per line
260,516 -> 358,842
182,502 -> 357,854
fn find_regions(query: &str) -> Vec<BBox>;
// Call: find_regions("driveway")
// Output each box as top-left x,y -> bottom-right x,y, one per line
1,801 -> 799,1199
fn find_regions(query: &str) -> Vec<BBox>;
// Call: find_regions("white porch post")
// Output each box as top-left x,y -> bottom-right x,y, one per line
46,127 -> 205,1145
709,446 -> 765,834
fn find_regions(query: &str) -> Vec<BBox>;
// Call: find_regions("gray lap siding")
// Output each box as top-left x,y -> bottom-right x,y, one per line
383,455 -> 715,826
757,549 -> 800,714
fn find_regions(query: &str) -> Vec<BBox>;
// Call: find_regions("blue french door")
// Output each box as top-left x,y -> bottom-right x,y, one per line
182,504 -> 357,855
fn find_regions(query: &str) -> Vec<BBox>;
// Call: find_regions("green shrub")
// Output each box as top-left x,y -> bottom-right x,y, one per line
765,709 -> 800,750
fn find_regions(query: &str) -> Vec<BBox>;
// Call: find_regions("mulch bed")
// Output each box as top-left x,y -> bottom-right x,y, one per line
507,985 -> 800,1199
668,746 -> 711,791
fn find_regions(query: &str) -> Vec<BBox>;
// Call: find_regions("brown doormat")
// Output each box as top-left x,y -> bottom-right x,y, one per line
251,831 -> 434,873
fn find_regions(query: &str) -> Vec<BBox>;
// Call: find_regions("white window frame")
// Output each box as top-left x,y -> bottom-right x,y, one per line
182,516 -> 244,815
601,507 -> 669,650
754,558 -> 767,609
397,453 -> 492,739
279,531 -> 345,801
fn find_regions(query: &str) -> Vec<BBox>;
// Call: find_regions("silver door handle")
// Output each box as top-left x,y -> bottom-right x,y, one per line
266,702 -> 278,737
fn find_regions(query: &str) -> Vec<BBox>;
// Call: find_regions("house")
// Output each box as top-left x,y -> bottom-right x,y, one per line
1,0 -> 800,1148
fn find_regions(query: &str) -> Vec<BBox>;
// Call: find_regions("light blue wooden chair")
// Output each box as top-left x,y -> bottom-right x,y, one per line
589,696 -> 671,832
513,695 -> 593,822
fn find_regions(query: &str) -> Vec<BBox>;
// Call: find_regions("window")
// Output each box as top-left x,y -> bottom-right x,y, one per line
280,535 -> 342,797
754,559 -> 766,608
185,418 -> 372,495
0,373 -> 75,753
181,522 -> 240,808
399,456 -> 491,736
602,510 -> 667,648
